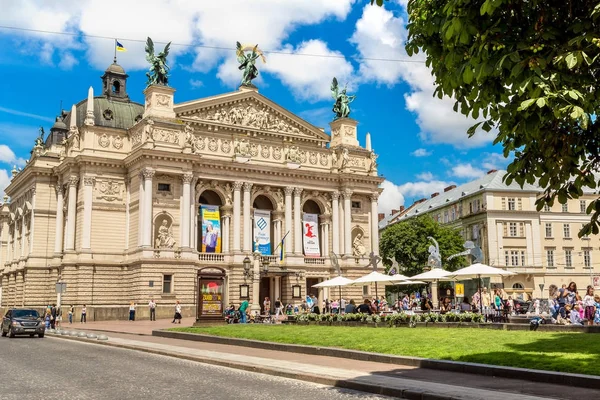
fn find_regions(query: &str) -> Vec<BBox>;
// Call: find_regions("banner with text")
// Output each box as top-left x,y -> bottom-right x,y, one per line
303,213 -> 320,257
254,209 -> 271,255
201,205 -> 221,253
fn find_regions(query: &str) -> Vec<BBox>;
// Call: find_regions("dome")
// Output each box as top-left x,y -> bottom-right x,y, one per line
51,117 -> 67,131
105,62 -> 126,75
64,97 -> 144,131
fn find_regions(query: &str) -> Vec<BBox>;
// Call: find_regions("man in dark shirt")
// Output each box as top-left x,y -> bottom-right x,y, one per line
357,299 -> 373,314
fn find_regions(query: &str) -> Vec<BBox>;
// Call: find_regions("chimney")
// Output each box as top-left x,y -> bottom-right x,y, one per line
414,198 -> 427,205
431,192 -> 439,198
392,209 -> 400,215
444,185 -> 456,192
378,213 -> 385,222
487,169 -> 497,175
399,205 -> 405,212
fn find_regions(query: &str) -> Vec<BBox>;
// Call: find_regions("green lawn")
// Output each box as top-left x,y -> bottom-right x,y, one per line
171,325 -> 599,376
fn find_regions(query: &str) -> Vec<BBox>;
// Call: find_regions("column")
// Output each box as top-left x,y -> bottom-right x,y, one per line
343,189 -> 352,256
190,178 -> 197,251
142,168 -> 155,247
323,222 -> 330,257
370,194 -> 379,256
284,187 -> 293,254
338,200 -> 344,257
28,188 -> 36,255
331,191 -> 339,255
251,252 -> 261,315
232,182 -> 242,252
65,175 -> 79,251
181,173 -> 193,248
243,182 -> 253,252
274,276 -> 281,303
20,215 -> 25,258
222,214 -> 230,253
293,187 -> 302,254
125,178 -> 130,250
82,176 -> 95,249
137,174 -> 144,247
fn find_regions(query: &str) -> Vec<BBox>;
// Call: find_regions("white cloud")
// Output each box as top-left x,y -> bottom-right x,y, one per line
189,79 -> 204,89
298,107 -> 332,129
416,171 -> 434,181
398,179 -> 453,199
378,180 -> 405,215
58,52 -> 78,69
482,152 -> 513,171
351,4 -> 495,148
0,145 -> 27,167
450,163 -> 485,179
411,148 -> 431,157
0,169 -> 10,197
0,106 -> 54,122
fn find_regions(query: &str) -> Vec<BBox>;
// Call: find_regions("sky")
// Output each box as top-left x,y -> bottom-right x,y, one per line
0,0 -> 513,215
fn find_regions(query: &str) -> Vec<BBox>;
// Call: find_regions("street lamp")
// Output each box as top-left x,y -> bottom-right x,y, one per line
243,256 -> 252,279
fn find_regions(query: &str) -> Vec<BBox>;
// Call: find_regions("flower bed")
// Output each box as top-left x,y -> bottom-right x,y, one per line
295,312 -> 485,326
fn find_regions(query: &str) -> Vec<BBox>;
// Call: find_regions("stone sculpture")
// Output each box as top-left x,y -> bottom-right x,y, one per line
331,77 -> 356,120
145,37 -> 171,87
155,220 -> 176,248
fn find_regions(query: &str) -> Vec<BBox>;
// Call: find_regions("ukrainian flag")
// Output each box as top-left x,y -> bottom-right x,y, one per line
116,40 -> 126,52
279,238 -> 285,265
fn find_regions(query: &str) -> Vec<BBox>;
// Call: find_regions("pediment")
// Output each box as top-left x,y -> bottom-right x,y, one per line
175,89 -> 330,143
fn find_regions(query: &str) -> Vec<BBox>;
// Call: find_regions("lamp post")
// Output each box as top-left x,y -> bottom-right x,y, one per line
250,251 -> 262,316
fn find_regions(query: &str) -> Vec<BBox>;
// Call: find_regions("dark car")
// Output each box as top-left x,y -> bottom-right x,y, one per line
1,308 -> 45,338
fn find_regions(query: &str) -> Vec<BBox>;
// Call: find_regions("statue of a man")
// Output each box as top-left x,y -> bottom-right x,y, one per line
340,148 -> 349,169
331,77 -> 356,120
236,42 -> 264,87
156,220 -> 176,248
145,37 -> 171,87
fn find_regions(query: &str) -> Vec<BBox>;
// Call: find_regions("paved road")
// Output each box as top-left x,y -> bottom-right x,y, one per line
0,337 -> 394,400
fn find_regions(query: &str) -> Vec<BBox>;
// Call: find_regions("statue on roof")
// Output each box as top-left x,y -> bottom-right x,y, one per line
236,42 -> 265,87
35,126 -> 45,148
145,37 -> 171,87
331,77 -> 356,120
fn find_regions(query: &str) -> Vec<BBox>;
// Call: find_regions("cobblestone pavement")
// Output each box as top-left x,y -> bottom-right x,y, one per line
0,336 -> 395,400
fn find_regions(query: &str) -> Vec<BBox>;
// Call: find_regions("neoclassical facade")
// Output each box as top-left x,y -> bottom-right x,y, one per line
0,62 -> 383,320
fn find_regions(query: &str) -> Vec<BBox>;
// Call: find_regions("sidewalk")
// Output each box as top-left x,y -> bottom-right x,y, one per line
57,319 -> 600,400
56,317 -> 197,335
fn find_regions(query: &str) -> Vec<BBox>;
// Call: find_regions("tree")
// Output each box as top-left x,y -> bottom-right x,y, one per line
379,216 -> 467,277
372,0 -> 600,236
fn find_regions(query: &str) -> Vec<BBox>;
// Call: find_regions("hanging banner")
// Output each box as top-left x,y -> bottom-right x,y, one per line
303,213 -> 320,257
201,205 -> 221,253
253,209 -> 271,255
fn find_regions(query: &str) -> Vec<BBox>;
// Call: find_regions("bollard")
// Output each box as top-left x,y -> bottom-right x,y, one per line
69,331 -> 79,337
86,333 -> 97,339
61,330 -> 71,336
77,332 -> 87,338
97,334 -> 108,341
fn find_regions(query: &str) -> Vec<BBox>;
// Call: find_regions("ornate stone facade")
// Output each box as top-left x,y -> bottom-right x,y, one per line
0,67 -> 383,320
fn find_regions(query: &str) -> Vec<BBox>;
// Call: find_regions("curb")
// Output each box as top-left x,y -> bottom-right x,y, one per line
153,330 -> 600,390
46,333 -> 465,400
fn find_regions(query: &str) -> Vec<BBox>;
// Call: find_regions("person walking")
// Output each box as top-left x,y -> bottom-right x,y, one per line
80,305 -> 87,323
55,306 -> 62,328
172,300 -> 182,324
148,298 -> 156,321
274,298 -> 282,320
239,300 -> 249,324
68,305 -> 74,324
129,302 -> 136,321
583,286 -> 595,326
50,304 -> 57,329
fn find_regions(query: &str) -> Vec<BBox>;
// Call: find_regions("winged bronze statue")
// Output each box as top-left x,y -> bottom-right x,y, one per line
331,77 -> 356,120
236,42 -> 262,87
145,37 -> 171,87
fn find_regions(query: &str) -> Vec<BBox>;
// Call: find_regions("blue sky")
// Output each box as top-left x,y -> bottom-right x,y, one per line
0,0 -> 512,214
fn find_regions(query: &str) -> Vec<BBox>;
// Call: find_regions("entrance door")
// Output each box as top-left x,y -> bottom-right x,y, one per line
259,277 -> 271,313
306,278 -> 319,298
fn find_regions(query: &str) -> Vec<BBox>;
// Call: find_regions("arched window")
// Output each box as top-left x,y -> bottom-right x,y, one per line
112,80 -> 121,94
512,283 -> 524,290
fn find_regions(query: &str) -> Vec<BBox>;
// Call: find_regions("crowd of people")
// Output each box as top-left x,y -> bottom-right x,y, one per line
545,283 -> 600,326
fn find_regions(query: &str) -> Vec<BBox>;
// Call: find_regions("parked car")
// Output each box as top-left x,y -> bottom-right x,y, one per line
1,308 -> 45,338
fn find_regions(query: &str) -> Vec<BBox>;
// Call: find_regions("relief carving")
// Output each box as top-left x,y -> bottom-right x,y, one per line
221,139 -> 232,154
309,152 -> 317,165
156,94 -> 171,107
261,145 -> 270,159
233,138 -> 252,157
285,145 -> 303,164
208,138 -> 218,152
272,146 -> 282,160
152,128 -> 179,144
98,134 -> 110,148
113,136 -> 123,150
319,153 -> 329,166
344,126 -> 356,137
96,180 -> 123,202
131,129 -> 142,147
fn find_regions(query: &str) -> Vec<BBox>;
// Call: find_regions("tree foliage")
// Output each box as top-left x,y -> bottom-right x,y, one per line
379,216 -> 467,277
373,0 -> 600,237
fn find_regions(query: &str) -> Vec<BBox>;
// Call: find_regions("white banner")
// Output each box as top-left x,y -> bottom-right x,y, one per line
253,209 -> 271,255
303,213 -> 320,257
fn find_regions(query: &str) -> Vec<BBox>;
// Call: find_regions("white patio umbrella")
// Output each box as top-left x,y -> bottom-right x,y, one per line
351,271 -> 396,298
410,269 -> 456,307
388,273 -> 411,282
312,276 -> 354,312
449,263 -> 516,313
389,280 -> 427,286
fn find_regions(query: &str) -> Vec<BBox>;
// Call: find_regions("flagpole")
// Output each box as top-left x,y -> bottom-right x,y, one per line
114,39 -> 117,63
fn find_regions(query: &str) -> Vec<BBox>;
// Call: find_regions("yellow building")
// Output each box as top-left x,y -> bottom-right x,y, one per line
380,170 -> 600,299
0,61 -> 383,319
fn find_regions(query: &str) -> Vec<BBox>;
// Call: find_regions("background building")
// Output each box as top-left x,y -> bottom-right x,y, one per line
380,169 -> 600,299
0,61 -> 383,319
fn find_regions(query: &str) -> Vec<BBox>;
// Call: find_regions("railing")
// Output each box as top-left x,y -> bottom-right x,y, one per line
198,253 -> 225,262
261,255 -> 278,264
304,257 -> 326,265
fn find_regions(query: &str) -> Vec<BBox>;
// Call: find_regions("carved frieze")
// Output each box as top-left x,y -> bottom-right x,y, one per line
113,136 -> 124,150
208,138 -> 218,152
273,146 -> 282,160
152,128 -> 179,144
319,153 -> 329,166
95,180 -> 123,202
261,145 -> 270,159
98,134 -> 110,148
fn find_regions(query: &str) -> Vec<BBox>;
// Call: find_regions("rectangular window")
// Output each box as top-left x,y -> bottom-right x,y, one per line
543,204 -> 551,212
545,223 -> 552,238
580,200 -> 587,214
444,211 -> 448,223
362,285 -> 369,296
163,274 -> 173,294
517,198 -> 522,211
507,198 -> 515,211
469,202 -> 473,214
504,250 -> 524,266
158,183 -> 171,192
503,223 -> 508,237
501,197 -> 506,210
582,223 -> 590,240
563,224 -> 570,238
562,203 -> 568,213
519,222 -> 525,237
451,208 -> 456,221
565,250 -> 572,268
351,201 -> 361,209
521,251 -> 526,266
509,222 -> 517,237
547,250 -> 554,267
584,250 -> 591,268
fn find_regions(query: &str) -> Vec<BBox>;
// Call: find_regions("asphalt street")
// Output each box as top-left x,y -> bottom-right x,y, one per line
0,336 -> 395,400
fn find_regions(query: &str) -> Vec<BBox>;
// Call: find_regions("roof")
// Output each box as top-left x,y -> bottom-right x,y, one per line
64,97 -> 144,130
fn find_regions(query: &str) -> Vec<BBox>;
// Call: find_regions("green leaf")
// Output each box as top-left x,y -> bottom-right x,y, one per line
536,98 -> 546,108
568,90 -> 578,100
519,99 -> 536,110
467,121 -> 483,135
463,67 -> 474,84
565,53 -> 578,69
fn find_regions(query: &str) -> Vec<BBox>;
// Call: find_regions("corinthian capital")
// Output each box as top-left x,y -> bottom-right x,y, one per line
243,182 -> 253,192
284,186 -> 294,196
182,173 -> 194,184
141,168 -> 155,180
342,188 -> 353,199
68,176 -> 79,187
331,190 -> 340,201
293,187 -> 303,197
370,193 -> 379,202
83,176 -> 95,186
232,181 -> 243,191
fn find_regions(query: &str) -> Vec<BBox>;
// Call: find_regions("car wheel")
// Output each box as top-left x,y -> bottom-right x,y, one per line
8,327 -> 15,338
38,333 -> 44,338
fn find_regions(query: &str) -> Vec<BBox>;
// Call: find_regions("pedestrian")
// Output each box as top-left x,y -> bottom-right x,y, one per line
274,298 -> 282,319
68,305 -> 74,324
583,286 -> 595,326
263,297 -> 271,315
239,299 -> 249,324
81,304 -> 87,323
149,298 -> 156,321
50,304 -> 57,329
55,306 -> 62,328
172,300 -> 182,324
129,302 -> 136,321
44,310 -> 51,330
